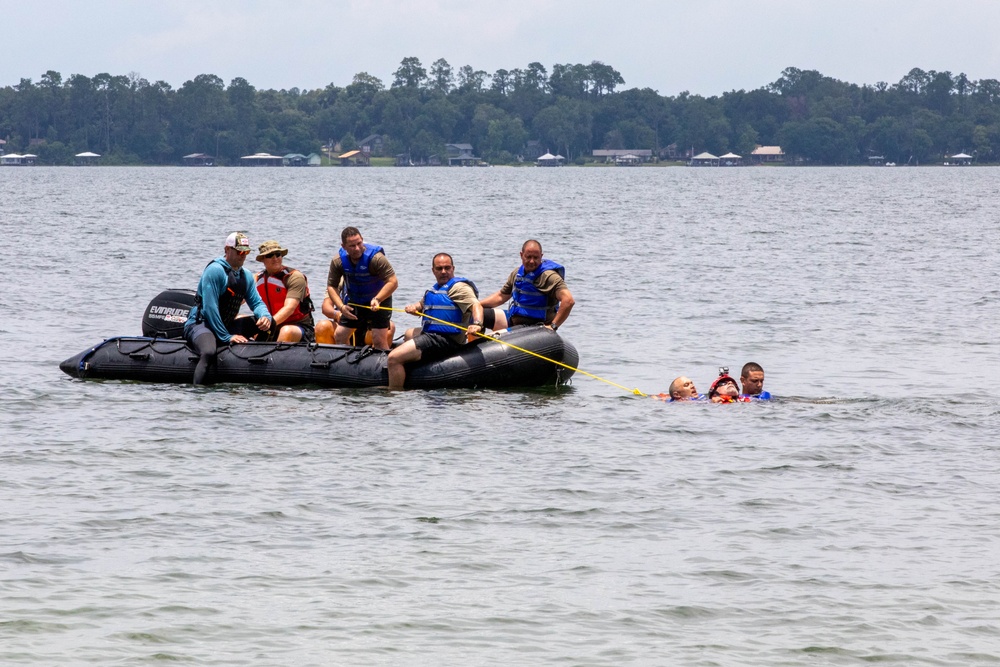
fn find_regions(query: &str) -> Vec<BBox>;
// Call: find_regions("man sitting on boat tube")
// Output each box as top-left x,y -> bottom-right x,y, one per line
386,253 -> 484,390
184,232 -> 272,385
253,240 -> 315,343
479,239 -> 574,333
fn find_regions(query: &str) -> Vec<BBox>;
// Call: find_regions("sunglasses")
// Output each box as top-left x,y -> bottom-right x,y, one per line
233,249 -> 250,256
263,252 -> 283,259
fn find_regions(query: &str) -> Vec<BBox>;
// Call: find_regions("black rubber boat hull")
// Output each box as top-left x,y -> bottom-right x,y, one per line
59,326 -> 578,389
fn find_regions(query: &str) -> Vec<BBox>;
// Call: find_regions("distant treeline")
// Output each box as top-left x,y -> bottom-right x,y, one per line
1,58 -> 997,165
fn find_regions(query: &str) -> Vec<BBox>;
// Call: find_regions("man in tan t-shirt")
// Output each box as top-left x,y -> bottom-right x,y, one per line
479,239 -> 574,333
324,226 -> 398,350
253,239 -> 315,343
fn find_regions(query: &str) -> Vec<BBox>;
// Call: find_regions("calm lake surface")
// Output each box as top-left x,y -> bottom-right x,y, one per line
2,165 -> 998,665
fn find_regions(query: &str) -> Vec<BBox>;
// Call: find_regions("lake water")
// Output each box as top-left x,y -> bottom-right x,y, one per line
1,165 -> 998,665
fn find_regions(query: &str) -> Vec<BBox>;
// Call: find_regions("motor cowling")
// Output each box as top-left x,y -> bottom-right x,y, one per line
141,289 -> 197,338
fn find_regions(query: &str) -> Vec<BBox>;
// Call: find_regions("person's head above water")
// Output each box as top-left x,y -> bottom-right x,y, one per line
668,376 -> 699,400
740,362 -> 765,396
709,369 -> 740,402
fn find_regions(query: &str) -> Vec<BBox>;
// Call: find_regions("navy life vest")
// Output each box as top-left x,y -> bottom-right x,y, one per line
422,277 -> 478,335
509,259 -> 565,322
195,258 -> 246,326
339,243 -> 385,305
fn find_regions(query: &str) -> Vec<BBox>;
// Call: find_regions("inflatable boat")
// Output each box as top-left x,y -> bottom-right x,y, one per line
59,290 -> 579,389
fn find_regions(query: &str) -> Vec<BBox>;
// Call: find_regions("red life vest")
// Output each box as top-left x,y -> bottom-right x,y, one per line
714,395 -> 752,403
255,267 -> 311,324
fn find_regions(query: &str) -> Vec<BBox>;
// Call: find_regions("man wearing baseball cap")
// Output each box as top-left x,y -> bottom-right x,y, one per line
183,232 -> 272,384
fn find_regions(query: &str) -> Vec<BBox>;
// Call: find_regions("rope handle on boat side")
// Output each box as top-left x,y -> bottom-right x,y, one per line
348,303 -> 648,397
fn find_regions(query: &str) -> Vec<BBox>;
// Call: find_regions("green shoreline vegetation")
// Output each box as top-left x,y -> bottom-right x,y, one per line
1,59 -> 995,166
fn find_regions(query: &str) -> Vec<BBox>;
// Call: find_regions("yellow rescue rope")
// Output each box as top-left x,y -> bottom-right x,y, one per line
347,302 -> 648,396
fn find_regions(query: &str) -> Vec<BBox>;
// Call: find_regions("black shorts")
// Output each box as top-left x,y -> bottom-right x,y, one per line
482,308 -> 545,329
413,331 -> 462,362
259,320 -> 315,343
339,299 -> 393,330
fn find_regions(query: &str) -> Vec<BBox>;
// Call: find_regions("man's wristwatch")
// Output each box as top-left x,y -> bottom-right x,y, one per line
551,323 -> 559,331
471,320 -> 483,326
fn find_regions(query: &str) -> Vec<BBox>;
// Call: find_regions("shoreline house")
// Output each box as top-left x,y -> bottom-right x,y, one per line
593,149 -> 653,164
75,151 -> 101,166
446,143 -> 479,166
750,145 -> 785,164
358,134 -> 385,157
719,152 -> 743,166
689,152 -> 720,167
337,150 -> 370,166
182,153 -> 215,166
1,153 -> 38,166
240,152 -> 283,166
283,153 -> 308,167
946,152 -> 973,165
536,152 -> 565,167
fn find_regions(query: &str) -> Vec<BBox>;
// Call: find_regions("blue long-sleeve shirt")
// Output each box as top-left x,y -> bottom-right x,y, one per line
185,257 -> 271,342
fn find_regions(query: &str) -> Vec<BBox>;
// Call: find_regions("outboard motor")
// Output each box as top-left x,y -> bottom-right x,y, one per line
141,289 -> 197,338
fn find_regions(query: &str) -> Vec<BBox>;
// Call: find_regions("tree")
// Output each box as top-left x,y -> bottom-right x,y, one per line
484,116 -> 528,161
457,65 -> 488,92
491,69 -> 511,95
392,57 -> 427,89
174,73 -> 230,156
347,72 -> 385,102
429,58 -> 454,94
523,62 -> 548,91
588,61 -> 625,96
782,116 -> 853,164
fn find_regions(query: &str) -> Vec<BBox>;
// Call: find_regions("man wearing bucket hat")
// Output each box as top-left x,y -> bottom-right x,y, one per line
184,232 -> 272,384
253,240 -> 315,343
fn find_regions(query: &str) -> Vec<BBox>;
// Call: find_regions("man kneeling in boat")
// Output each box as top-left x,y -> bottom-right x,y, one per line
387,253 -> 483,390
184,232 -> 272,385
324,226 -> 398,351
479,239 -> 574,333
254,240 -> 315,343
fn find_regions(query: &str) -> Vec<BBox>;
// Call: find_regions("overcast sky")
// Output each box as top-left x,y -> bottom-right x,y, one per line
4,0 -> 1000,95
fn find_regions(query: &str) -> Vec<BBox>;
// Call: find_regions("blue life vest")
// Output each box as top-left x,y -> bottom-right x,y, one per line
339,243 -> 385,304
669,394 -> 707,402
509,259 -> 565,322
194,258 -> 246,326
422,277 -> 478,334
741,391 -> 772,401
